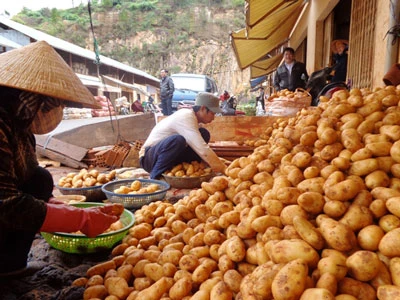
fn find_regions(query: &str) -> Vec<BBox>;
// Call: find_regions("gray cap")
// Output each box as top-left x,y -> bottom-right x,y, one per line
195,92 -> 222,113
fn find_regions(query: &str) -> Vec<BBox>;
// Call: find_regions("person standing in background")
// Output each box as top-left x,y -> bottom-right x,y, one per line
160,69 -> 174,116
273,47 -> 309,91
255,86 -> 265,111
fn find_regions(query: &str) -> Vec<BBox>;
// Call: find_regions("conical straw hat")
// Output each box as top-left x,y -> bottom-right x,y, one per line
331,39 -> 349,54
0,40 -> 100,109
30,105 -> 64,134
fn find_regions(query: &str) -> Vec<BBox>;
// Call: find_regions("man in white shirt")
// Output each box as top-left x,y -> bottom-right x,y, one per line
139,92 -> 226,179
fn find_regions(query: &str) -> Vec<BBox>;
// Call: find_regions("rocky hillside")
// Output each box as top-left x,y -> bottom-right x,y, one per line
13,1 -> 252,99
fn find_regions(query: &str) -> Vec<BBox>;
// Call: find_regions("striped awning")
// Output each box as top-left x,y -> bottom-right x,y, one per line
250,54 -> 283,79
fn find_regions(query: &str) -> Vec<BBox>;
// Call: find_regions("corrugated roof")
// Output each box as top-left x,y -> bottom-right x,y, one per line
0,35 -> 21,48
0,16 -> 159,85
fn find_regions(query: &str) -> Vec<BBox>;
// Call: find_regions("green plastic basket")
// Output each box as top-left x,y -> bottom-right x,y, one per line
41,202 -> 135,254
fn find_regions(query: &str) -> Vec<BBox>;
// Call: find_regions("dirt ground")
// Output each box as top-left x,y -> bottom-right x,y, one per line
0,164 -> 108,300
0,163 -> 189,299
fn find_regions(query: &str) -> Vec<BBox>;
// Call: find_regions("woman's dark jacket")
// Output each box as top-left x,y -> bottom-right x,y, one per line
0,93 -> 47,233
332,52 -> 348,82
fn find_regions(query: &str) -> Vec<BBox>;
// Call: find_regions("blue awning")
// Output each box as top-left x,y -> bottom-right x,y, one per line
250,75 -> 267,88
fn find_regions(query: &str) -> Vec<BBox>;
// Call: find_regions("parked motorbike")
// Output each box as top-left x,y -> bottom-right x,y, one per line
220,95 -> 245,116
144,96 -> 161,114
306,66 -> 348,106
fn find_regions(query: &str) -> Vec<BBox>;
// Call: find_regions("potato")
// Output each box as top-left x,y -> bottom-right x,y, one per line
341,128 -> 363,152
280,204 -> 308,226
190,290 -> 210,300
158,249 -> 183,265
192,263 -> 213,284
236,163 -> 257,181
291,151 -> 312,168
318,253 -> 348,281
293,216 -> 324,250
271,259 -> 308,300
210,281 -> 233,300
105,276 -> 131,299
379,214 -> 400,232
350,147 -> 372,162
371,186 -> 400,200
339,204 -> 373,231
297,177 -> 325,194
223,269 -> 242,294
299,288 -> 335,300
346,250 -> 380,281
251,215 -> 282,232
226,236 -> 246,262
365,170 -> 390,189
320,142 -> 344,161
249,262 -> 283,298
316,272 -> 337,296
83,285 -> 108,300
319,218 -> 356,252
86,274 -> 104,287
379,228 -> 400,257
370,260 -> 392,289
391,140 -> 400,163
86,260 -> 116,278
132,259 -> 151,278
390,257 -> 400,286
357,225 -> 385,251
377,285 -> 400,300
385,197 -> 400,217
179,254 -> 200,272
324,179 -> 363,202
266,239 -> 320,268
297,191 -> 325,214
143,263 -> 164,282
365,141 -> 392,157
72,277 -> 88,287
169,277 -> 192,300
135,277 -> 174,300
337,277 -> 376,300
349,158 -> 379,176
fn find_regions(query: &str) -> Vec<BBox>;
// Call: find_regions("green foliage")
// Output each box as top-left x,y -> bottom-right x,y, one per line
232,0 -> 245,8
12,0 -> 245,77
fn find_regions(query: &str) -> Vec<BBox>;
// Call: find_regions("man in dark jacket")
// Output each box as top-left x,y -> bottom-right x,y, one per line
160,69 -> 175,116
273,47 -> 309,92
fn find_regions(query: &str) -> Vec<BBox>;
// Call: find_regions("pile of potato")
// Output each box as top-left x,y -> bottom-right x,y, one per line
164,161 -> 213,177
74,85 -> 400,299
58,168 -> 116,188
113,180 -> 161,195
266,88 -> 310,102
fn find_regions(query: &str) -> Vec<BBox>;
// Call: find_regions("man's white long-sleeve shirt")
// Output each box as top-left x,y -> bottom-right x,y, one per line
139,108 -> 225,172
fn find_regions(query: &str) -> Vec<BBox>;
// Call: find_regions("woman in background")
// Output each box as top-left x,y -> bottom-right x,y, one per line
331,39 -> 349,83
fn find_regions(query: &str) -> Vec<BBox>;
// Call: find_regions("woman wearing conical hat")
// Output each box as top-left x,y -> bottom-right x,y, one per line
331,39 -> 349,83
0,41 -> 123,278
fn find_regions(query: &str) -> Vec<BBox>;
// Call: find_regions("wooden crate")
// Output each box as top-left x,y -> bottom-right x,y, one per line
210,142 -> 254,161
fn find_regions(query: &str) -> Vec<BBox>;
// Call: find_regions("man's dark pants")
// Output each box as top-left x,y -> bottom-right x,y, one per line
140,128 -> 210,179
